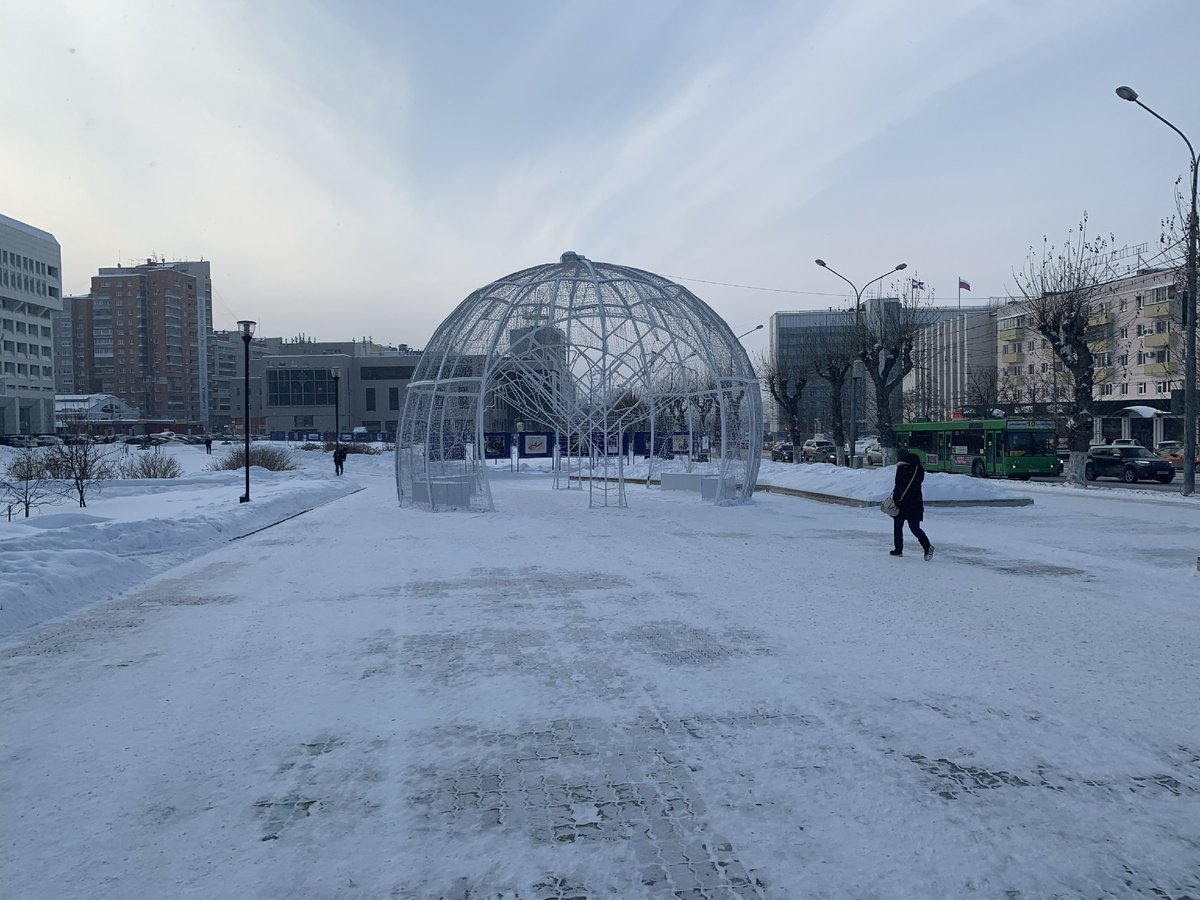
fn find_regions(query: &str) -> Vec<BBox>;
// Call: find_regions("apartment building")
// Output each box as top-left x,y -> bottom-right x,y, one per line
56,260 -> 213,427
0,212 -> 62,435
996,267 -> 1192,445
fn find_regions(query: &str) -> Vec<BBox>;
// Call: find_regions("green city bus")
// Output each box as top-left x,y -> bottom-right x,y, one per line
893,418 -> 1061,479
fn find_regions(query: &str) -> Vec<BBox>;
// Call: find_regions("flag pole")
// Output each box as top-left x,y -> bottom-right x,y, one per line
957,277 -> 961,311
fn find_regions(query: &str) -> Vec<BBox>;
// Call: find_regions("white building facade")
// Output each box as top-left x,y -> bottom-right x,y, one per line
1,213 -> 63,436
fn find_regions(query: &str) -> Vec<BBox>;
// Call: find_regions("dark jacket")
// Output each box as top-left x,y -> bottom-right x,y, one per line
893,451 -> 925,520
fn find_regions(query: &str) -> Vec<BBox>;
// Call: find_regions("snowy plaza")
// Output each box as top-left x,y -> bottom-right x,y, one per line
1,445 -> 1198,899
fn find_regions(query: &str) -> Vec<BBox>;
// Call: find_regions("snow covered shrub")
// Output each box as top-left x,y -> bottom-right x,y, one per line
208,446 -> 298,472
119,449 -> 183,479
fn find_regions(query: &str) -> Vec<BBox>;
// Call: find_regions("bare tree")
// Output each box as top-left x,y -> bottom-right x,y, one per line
1012,215 -> 1120,484
759,352 -> 810,456
857,288 -> 932,462
810,315 -> 856,464
46,439 -> 119,508
2,448 -> 58,518
965,365 -> 1001,412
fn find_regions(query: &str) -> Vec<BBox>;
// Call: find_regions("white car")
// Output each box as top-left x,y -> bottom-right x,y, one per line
863,442 -> 885,466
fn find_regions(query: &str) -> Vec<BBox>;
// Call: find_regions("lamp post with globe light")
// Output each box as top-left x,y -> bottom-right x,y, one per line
814,260 -> 908,466
1115,86 -> 1197,495
237,320 -> 255,503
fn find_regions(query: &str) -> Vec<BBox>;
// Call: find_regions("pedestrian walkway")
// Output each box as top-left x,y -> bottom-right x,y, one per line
2,471 -> 1197,899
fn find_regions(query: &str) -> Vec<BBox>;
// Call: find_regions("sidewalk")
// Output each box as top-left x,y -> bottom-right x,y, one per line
2,471 -> 1197,898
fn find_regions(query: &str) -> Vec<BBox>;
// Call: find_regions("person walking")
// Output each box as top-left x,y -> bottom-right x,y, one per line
333,446 -> 347,476
890,450 -> 934,560
204,437 -> 212,454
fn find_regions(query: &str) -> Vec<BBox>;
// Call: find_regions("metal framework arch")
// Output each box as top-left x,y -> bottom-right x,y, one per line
395,252 -> 762,510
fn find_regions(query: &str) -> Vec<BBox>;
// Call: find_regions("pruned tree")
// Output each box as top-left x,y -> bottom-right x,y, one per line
1012,214 -> 1120,484
46,439 -> 119,507
759,352 -> 810,457
810,314 -> 856,464
2,448 -> 58,518
857,287 -> 933,462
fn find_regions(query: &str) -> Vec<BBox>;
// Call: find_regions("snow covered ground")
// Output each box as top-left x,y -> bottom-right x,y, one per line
1,443 -> 1197,898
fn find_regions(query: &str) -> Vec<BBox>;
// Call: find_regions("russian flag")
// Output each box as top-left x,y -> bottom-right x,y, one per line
958,278 -> 971,291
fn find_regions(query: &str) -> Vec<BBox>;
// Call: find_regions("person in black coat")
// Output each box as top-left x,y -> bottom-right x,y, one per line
333,446 -> 347,475
891,450 -> 934,559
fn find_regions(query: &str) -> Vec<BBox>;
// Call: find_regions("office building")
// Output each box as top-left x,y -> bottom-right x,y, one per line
0,213 -> 62,435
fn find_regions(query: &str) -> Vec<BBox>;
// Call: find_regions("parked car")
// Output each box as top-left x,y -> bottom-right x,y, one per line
1156,441 -> 1199,473
863,441 -> 885,466
770,442 -> 794,462
1084,445 -> 1175,484
33,434 -> 64,447
7,434 -> 35,448
801,438 -> 837,463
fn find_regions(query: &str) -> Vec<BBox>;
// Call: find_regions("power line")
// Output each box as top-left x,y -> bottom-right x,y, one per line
663,273 -> 848,298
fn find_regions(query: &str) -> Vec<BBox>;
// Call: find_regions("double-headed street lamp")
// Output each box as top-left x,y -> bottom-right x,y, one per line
1116,86 -> 1198,496
237,320 -> 256,503
814,259 -> 907,466
330,367 -> 342,450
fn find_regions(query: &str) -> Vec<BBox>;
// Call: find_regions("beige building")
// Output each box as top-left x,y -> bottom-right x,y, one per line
996,267 -> 1191,446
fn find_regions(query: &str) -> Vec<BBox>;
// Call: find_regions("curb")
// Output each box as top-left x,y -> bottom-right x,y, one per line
569,476 -> 1034,508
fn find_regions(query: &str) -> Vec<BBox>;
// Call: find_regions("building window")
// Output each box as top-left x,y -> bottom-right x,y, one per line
293,415 -> 314,427
388,387 -> 399,410
365,387 -> 376,411
1137,383 -> 1147,395
1100,384 -> 1113,396
1157,381 -> 1169,392
1120,383 -> 1128,395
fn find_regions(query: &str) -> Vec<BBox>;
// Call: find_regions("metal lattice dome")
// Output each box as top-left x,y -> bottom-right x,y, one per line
395,253 -> 762,510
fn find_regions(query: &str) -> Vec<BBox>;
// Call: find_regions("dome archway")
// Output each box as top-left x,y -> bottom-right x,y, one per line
395,253 -> 762,510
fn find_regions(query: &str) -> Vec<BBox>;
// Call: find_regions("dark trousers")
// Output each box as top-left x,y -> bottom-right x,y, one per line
893,513 -> 930,553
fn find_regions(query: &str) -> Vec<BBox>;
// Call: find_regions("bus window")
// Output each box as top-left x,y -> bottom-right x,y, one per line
908,430 -> 937,453
1006,431 -> 1053,456
949,430 -> 984,454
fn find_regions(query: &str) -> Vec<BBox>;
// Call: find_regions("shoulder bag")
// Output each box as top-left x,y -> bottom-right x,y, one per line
881,463 -> 918,517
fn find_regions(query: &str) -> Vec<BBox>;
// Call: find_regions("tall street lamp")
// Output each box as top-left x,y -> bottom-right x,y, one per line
237,320 -> 255,503
330,367 -> 341,450
814,259 -> 908,466
735,323 -> 764,341
1116,86 -> 1198,495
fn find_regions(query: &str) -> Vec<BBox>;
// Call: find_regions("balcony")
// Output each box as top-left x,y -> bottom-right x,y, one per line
998,327 -> 1025,340
1001,351 -> 1024,364
1143,299 -> 1174,318
1087,310 -> 1113,326
1088,338 -> 1113,353
1143,362 -> 1172,377
1142,331 -> 1172,348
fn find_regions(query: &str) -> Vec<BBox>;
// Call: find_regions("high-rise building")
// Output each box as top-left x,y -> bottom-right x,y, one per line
57,260 -> 214,427
0,212 -> 62,436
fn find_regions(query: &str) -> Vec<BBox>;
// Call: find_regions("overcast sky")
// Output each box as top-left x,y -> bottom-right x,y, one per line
3,0 -> 1196,357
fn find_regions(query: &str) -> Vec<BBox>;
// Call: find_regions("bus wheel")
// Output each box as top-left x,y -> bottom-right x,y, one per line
971,459 -> 985,478
1017,473 -> 1031,481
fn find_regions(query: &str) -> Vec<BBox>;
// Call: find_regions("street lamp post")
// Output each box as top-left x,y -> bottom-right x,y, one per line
1116,86 -> 1197,495
237,320 -> 256,503
735,323 -> 764,341
814,259 -> 908,466
330,367 -> 341,450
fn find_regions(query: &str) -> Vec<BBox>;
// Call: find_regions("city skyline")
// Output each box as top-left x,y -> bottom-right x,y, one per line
3,0 -> 1197,358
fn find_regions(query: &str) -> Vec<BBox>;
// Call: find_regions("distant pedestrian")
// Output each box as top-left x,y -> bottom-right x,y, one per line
889,450 -> 934,560
204,437 -> 213,454
333,446 -> 347,476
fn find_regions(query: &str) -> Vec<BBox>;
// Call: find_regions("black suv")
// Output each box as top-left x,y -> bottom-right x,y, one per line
1084,445 -> 1175,484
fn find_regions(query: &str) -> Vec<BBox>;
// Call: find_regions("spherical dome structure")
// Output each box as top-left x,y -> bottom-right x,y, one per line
396,253 -> 762,510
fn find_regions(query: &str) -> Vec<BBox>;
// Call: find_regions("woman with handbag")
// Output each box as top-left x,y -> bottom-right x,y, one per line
889,450 -> 934,559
